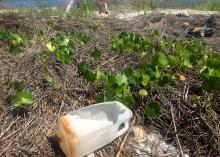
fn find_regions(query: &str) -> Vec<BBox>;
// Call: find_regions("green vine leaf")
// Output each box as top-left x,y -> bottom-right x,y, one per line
139,89 -> 148,96
9,45 -> 21,55
12,91 -> 33,107
94,71 -> 105,85
142,74 -> 150,86
84,69 -> 95,82
122,95 -> 135,108
183,58 -> 193,68
93,94 -> 104,103
152,53 -> 169,68
13,81 -> 24,92
77,61 -> 88,73
168,55 -> 180,66
202,76 -> 220,91
44,74 -> 53,83
116,75 -> 128,86
158,74 -> 175,87
91,48 -> 101,62
47,42 -> 55,52
145,102 -> 160,118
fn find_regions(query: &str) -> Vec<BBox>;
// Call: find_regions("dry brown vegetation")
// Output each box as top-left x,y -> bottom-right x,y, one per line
0,11 -> 220,157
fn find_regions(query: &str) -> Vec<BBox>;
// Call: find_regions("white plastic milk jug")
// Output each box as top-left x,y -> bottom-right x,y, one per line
57,101 -> 132,157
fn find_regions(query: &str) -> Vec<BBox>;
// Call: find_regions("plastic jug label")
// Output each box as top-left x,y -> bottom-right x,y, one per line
57,116 -> 78,157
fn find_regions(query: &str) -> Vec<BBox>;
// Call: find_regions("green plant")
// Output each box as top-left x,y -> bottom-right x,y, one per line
158,74 -> 175,87
103,74 -> 135,107
12,92 -> 33,108
139,89 -> 148,97
11,81 -> 33,107
89,23 -> 101,31
36,30 -> 47,42
91,47 -> 101,62
13,81 -> 24,92
196,0 -> 220,11
36,0 -> 54,20
71,32 -> 91,45
172,39 -> 206,69
76,61 -> 135,107
76,33 -> 173,109
112,32 -> 152,55
0,30 -> 28,55
44,73 -> 62,90
196,94 -> 213,110
76,31 -> 220,116
200,52 -> 220,91
9,33 -> 27,55
145,102 -> 160,117
67,1 -> 96,18
47,34 -> 74,64
77,61 -> 96,82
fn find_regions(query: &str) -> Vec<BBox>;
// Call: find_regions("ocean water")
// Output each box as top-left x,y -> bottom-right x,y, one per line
0,0 -> 199,8
0,0 -> 68,8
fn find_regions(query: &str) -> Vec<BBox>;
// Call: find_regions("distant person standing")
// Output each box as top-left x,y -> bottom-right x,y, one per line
65,0 -> 83,13
97,0 -> 109,14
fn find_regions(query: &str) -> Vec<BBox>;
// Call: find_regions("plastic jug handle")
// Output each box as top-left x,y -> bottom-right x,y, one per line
116,108 -> 132,137
116,121 -> 129,137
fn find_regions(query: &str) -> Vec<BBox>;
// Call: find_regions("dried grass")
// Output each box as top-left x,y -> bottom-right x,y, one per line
0,12 -> 220,157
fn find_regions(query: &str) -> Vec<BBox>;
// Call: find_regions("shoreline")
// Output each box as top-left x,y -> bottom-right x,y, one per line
96,9 -> 219,20
0,8 -> 219,20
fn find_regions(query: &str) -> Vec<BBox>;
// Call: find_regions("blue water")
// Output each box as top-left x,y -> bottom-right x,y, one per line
0,0 -> 199,8
0,0 -> 68,8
